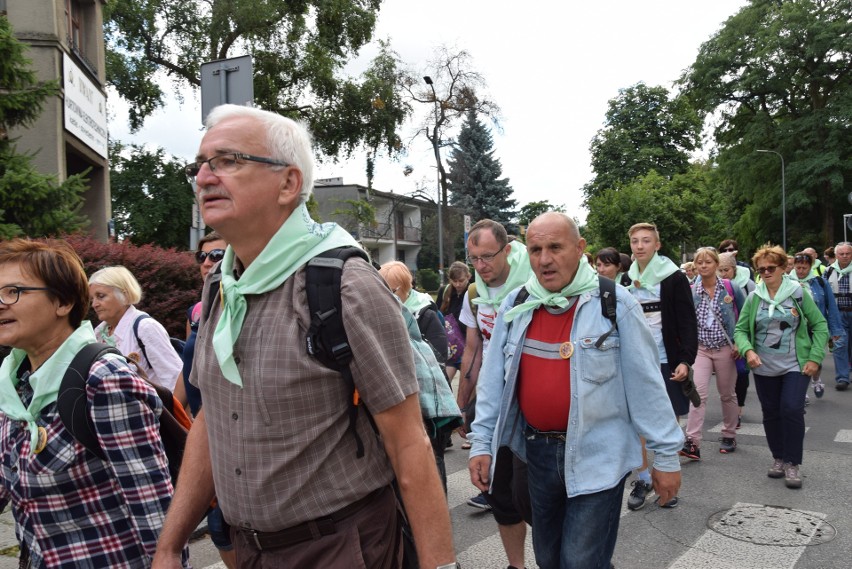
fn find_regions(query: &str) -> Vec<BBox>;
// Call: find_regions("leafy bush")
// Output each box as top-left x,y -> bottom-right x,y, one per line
416,269 -> 440,293
64,234 -> 200,337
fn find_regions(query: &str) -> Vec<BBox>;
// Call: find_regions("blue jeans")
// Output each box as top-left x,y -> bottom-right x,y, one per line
524,428 -> 625,569
753,371 -> 810,465
833,311 -> 852,384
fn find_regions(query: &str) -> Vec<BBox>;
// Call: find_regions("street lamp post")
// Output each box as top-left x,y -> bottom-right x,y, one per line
757,149 -> 786,251
424,75 -> 444,285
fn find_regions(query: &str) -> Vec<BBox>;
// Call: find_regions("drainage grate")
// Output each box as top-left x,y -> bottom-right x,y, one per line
707,504 -> 836,546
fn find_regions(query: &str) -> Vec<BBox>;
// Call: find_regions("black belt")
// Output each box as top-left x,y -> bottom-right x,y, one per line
525,426 -> 567,441
240,486 -> 386,551
642,302 -> 662,313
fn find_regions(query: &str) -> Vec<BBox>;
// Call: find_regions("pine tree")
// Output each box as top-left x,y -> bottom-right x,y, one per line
447,109 -> 516,225
0,15 -> 88,238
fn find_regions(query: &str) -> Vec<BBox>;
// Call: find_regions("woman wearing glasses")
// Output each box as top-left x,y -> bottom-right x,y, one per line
682,247 -> 745,460
791,252 -> 845,400
0,239 -> 184,567
734,245 -> 828,488
90,266 -> 184,392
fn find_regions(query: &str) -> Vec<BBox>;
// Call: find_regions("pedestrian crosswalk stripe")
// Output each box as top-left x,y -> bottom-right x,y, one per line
833,429 -> 852,443
707,421 -> 810,437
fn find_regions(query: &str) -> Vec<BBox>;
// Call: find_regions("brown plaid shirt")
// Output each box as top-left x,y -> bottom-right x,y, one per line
191,258 -> 417,532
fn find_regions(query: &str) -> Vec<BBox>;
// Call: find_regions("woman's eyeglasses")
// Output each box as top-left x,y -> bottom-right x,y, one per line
756,265 -> 778,275
721,247 -> 737,253
195,248 -> 226,264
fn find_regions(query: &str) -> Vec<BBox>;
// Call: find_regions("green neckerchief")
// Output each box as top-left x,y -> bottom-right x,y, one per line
472,240 -> 532,309
627,253 -> 679,291
831,260 -> 852,276
790,271 -> 816,283
0,322 -> 97,451
754,274 -> 800,318
734,265 -> 751,288
812,259 -> 823,275
212,204 -> 359,386
404,289 -> 434,315
504,257 -> 599,322
95,324 -> 118,347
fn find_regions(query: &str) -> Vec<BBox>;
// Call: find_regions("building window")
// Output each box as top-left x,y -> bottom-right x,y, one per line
65,0 -> 82,50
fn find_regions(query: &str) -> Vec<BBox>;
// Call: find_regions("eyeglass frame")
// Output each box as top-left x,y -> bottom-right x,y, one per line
0,285 -> 55,306
755,265 -> 779,275
466,248 -> 505,266
183,153 -> 289,181
195,248 -> 226,264
721,247 -> 737,253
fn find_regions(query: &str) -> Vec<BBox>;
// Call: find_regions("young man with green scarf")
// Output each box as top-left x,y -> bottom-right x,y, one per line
468,213 -> 683,569
459,219 -> 532,569
625,222 -> 697,511
153,104 -> 457,569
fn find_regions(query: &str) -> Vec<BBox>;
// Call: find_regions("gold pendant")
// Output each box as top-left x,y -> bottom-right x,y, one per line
790,307 -> 799,318
723,295 -> 733,304
633,280 -> 641,288
559,341 -> 574,359
34,426 -> 47,454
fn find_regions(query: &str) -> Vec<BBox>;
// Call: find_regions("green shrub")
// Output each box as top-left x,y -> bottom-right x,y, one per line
416,269 -> 440,293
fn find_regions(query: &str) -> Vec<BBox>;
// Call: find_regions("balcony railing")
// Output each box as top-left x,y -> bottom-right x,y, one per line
359,222 -> 421,243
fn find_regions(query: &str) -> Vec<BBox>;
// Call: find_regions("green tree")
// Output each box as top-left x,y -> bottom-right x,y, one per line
105,2 -> 409,160
109,141 -> 195,249
585,165 -> 723,259
0,15 -> 88,238
447,109 -> 516,225
680,0 -> 852,248
401,47 -> 500,209
584,83 -> 702,201
517,200 -> 566,225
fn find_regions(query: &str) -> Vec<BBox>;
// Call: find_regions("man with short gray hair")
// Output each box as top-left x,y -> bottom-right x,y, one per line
824,242 -> 852,390
153,104 -> 456,568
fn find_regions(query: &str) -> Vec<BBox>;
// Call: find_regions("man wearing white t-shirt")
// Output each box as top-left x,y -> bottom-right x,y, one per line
459,219 -> 532,569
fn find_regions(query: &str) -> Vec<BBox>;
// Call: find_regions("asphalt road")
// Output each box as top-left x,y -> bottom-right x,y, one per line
2,355 -> 850,568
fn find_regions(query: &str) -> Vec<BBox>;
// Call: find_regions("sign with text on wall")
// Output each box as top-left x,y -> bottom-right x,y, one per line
63,54 -> 108,159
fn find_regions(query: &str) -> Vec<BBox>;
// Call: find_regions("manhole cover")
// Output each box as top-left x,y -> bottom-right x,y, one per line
707,504 -> 836,546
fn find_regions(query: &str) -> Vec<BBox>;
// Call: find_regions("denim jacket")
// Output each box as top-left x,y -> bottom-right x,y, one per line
468,283 -> 684,498
804,278 -> 845,338
690,278 -> 745,342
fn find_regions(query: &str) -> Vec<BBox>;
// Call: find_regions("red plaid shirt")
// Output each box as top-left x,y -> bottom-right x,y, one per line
0,353 -> 188,568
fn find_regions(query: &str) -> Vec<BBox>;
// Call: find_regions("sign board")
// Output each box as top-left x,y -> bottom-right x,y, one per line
201,55 -> 254,123
63,54 -> 108,158
464,215 -> 471,232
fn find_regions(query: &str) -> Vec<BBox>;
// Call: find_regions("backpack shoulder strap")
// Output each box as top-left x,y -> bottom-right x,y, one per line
132,314 -> 152,367
305,246 -> 370,458
467,283 -> 478,316
594,277 -> 618,348
57,343 -> 121,460
204,263 -> 224,323
512,286 -> 530,307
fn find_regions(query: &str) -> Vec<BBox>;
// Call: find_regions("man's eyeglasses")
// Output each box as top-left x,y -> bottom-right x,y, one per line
195,248 -> 226,264
756,265 -> 779,275
0,285 -> 54,306
184,153 -> 288,182
466,249 -> 504,265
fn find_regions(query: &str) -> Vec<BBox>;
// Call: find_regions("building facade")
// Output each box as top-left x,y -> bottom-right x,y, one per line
5,0 -> 110,239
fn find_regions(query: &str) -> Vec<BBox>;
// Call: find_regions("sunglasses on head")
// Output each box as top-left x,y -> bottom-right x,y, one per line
794,254 -> 812,263
196,248 -> 225,264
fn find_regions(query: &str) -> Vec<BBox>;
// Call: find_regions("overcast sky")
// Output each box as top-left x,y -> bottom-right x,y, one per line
108,0 -> 748,223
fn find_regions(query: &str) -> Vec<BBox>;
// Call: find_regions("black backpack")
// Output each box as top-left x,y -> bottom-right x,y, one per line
132,314 -> 186,364
512,276 -> 618,347
56,343 -> 190,483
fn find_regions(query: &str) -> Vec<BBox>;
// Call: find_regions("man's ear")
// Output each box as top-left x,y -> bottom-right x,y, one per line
277,167 -> 303,206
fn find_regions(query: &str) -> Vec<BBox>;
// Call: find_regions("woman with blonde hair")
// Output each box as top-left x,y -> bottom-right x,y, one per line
682,247 -> 745,460
734,245 -> 828,488
89,266 -> 183,391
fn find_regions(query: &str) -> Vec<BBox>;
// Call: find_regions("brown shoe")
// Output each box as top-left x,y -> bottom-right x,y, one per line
784,463 -> 802,488
767,458 -> 784,478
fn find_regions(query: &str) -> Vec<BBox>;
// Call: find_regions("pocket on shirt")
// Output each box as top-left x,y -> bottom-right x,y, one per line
578,335 -> 620,385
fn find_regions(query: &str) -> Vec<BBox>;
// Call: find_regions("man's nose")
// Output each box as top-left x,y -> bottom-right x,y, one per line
195,162 -> 219,188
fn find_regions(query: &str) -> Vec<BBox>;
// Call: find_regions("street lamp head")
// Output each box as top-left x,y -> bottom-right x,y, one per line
423,76 -> 433,85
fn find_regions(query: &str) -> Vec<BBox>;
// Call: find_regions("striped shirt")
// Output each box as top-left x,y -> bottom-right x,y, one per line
0,354 -> 186,568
